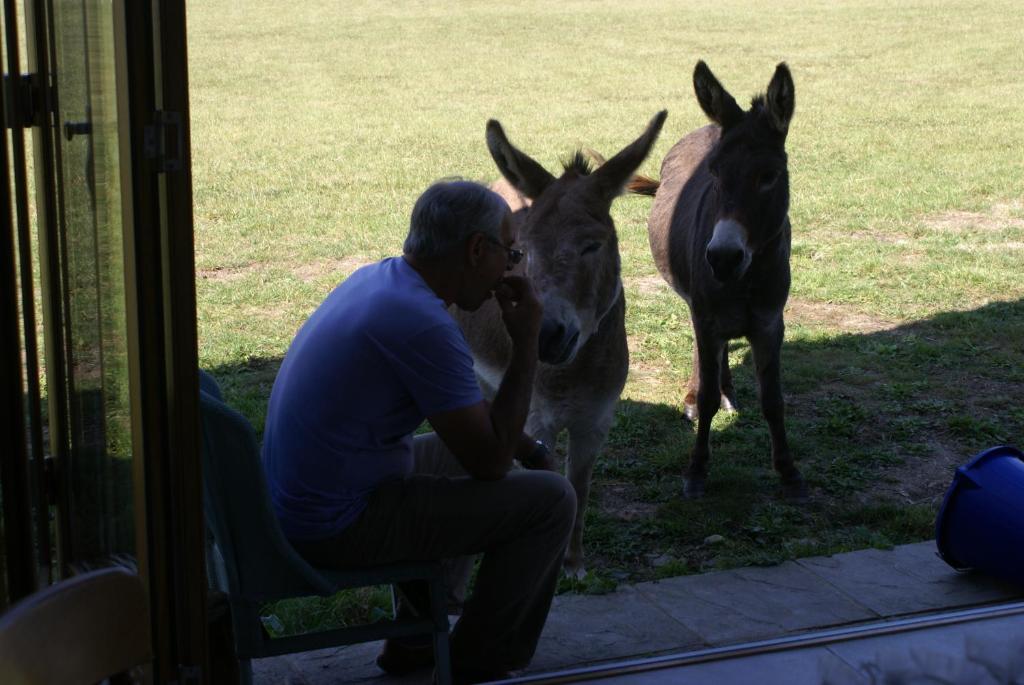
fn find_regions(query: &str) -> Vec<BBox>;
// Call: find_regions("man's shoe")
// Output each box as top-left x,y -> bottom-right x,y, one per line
376,636 -> 435,675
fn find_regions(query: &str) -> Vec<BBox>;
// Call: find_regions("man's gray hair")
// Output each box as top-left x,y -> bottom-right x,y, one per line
404,180 -> 510,259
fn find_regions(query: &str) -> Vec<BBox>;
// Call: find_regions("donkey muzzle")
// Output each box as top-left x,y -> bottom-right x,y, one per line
706,219 -> 752,283
538,318 -> 581,365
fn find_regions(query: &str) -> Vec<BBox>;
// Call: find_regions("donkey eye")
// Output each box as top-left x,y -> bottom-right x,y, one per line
757,170 -> 779,190
581,242 -> 602,256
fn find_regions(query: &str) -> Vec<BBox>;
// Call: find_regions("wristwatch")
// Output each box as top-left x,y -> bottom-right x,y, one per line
522,439 -> 550,468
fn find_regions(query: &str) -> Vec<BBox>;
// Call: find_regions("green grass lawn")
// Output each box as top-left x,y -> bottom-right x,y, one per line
188,0 -> 1024,628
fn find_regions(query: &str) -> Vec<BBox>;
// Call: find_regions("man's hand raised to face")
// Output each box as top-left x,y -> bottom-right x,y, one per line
428,275 -> 542,481
494,275 -> 542,348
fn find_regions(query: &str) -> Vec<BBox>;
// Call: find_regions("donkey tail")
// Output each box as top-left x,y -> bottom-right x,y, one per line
626,174 -> 660,196
583,147 -> 661,197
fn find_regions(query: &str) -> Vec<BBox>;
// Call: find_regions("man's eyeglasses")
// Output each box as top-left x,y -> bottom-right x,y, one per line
485,235 -> 525,270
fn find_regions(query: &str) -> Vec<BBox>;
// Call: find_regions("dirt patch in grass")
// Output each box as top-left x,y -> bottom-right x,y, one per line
956,241 -> 1024,252
785,353 -> 1017,512
198,255 -> 374,285
786,299 -> 895,332
291,255 -> 373,283
627,335 -> 676,382
876,436 -> 961,507
241,300 -> 304,325
785,363 -> 961,504
924,201 -> 1024,232
625,274 -> 671,296
846,231 -> 914,245
597,480 -> 660,522
196,264 -> 255,282
626,365 -> 673,392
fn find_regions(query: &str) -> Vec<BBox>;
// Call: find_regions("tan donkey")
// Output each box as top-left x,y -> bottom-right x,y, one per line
454,111 -> 667,576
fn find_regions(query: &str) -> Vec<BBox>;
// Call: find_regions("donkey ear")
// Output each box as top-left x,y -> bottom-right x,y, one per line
693,61 -> 744,129
589,110 -> 667,202
765,62 -> 795,137
486,120 -> 556,200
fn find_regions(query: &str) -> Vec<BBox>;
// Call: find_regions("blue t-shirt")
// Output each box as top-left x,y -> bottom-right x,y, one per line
262,257 -> 483,541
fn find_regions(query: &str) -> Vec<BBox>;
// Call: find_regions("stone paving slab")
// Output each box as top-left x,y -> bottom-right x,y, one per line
253,651 -> 303,684
255,585 -> 702,683
254,541 -> 1023,684
633,561 -> 876,645
529,583 -> 704,672
255,642 -> 426,685
795,541 -> 1022,617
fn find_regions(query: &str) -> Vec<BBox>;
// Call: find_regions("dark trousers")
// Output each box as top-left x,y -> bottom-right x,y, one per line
292,433 -> 576,671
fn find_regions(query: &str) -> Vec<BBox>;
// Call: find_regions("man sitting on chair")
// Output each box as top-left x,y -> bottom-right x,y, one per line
262,179 -> 575,684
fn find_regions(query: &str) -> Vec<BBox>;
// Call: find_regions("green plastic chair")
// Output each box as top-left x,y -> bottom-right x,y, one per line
198,370 -> 452,684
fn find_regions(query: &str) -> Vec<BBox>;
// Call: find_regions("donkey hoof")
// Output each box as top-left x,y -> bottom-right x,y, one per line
563,562 -> 587,581
780,473 -> 809,503
683,477 -> 706,499
720,393 -> 739,413
683,403 -> 698,423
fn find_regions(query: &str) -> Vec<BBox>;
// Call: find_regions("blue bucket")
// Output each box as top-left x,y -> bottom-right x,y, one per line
935,445 -> 1024,585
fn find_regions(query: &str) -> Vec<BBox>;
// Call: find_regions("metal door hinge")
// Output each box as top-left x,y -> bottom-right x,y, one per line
144,110 -> 183,173
63,121 -> 92,140
3,73 -> 49,128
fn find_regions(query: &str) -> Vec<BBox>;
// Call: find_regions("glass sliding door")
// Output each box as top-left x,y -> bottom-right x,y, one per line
3,0 -> 206,680
1,0 -> 55,605
49,0 -> 136,571
1,49 -> 35,606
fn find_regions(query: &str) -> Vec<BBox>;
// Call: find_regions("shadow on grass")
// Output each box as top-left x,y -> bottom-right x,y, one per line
201,297 -> 1024,597
575,297 -> 1024,589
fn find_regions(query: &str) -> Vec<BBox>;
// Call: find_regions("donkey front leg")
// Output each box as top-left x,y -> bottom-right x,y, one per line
563,419 -> 611,579
719,344 -> 738,412
683,342 -> 701,421
685,335 -> 725,499
749,322 -> 807,501
684,335 -> 739,420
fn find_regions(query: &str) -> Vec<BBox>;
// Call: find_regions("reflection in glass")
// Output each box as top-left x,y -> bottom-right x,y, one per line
53,0 -> 134,569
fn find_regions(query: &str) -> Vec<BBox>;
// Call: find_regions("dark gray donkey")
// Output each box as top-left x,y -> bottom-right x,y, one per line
455,111 -> 667,576
639,62 -> 806,500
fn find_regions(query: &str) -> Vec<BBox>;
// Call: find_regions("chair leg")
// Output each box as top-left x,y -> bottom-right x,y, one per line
390,584 -> 399,618
238,658 -> 253,685
429,574 -> 452,685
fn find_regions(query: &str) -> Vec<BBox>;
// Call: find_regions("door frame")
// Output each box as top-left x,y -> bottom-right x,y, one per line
114,0 -> 206,680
